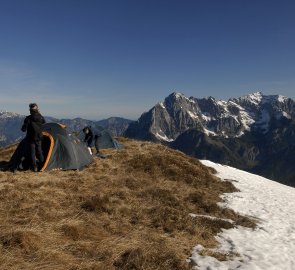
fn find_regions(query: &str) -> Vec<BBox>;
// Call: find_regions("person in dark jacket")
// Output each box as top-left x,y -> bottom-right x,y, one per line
82,126 -> 101,155
21,103 -> 46,172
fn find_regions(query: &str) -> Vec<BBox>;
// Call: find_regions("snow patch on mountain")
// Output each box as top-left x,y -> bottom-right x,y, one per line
201,113 -> 214,121
216,100 -> 228,107
239,110 -> 255,131
174,92 -> 195,103
187,110 -> 199,119
155,132 -> 174,142
234,91 -> 263,106
203,128 -> 217,136
174,92 -> 183,99
159,102 -> 166,109
282,111 -> 291,119
277,95 -> 288,103
245,91 -> 263,105
0,111 -> 22,119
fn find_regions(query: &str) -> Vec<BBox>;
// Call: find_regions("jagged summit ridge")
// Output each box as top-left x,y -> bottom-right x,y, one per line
124,91 -> 295,186
234,91 -> 263,105
125,91 -> 294,142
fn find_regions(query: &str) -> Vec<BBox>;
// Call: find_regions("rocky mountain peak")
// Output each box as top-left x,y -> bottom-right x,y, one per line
233,91 -> 290,108
169,91 -> 186,99
125,91 -> 295,143
124,91 -> 295,186
243,91 -> 263,102
164,91 -> 192,105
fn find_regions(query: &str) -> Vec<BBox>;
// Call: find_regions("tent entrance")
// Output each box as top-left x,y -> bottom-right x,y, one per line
40,132 -> 54,172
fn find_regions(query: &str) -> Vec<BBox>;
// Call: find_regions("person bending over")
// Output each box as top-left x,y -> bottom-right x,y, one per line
82,126 -> 101,155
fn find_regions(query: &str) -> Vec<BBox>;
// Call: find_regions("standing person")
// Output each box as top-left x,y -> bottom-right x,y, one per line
21,103 -> 46,172
82,126 -> 101,155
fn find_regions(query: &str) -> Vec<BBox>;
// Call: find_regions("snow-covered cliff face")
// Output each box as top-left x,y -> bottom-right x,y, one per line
125,92 -> 295,186
125,91 -> 295,142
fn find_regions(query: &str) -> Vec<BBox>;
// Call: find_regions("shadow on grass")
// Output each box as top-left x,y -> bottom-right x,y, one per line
0,161 -> 10,171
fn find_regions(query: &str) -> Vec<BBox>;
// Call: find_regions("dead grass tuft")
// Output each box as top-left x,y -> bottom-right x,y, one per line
81,194 -> 113,213
0,230 -> 41,253
139,188 -> 182,208
113,247 -> 191,270
148,206 -> 196,234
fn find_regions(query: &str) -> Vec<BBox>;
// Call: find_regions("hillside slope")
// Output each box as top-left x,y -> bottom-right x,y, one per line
0,139 -> 253,270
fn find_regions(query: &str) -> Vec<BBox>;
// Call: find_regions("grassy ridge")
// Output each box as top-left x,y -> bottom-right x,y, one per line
0,138 -> 254,270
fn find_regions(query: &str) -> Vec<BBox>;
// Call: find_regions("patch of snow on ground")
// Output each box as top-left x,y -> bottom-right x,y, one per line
189,213 -> 234,224
190,160 -> 295,270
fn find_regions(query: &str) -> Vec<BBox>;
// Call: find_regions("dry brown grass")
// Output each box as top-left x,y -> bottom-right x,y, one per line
0,138 -> 255,270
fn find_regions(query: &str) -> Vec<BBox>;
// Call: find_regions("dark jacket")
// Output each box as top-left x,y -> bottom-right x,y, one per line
84,128 -> 94,147
21,111 -> 45,142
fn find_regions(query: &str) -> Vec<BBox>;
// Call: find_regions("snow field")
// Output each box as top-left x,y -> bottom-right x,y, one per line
190,160 -> 295,270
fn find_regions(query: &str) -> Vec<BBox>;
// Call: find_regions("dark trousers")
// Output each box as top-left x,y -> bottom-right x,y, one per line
94,136 -> 100,153
86,136 -> 100,153
30,141 -> 44,168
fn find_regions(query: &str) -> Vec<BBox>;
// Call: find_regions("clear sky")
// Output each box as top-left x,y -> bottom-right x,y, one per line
0,0 -> 294,120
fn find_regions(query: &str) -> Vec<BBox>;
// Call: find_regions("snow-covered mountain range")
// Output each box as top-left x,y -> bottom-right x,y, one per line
125,91 -> 294,141
125,92 -> 295,186
0,110 -> 132,147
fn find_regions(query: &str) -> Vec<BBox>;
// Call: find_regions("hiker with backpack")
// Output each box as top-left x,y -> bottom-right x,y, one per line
21,103 -> 46,172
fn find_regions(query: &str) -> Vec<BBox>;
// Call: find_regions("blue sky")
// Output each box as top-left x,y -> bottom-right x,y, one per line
0,0 -> 294,120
